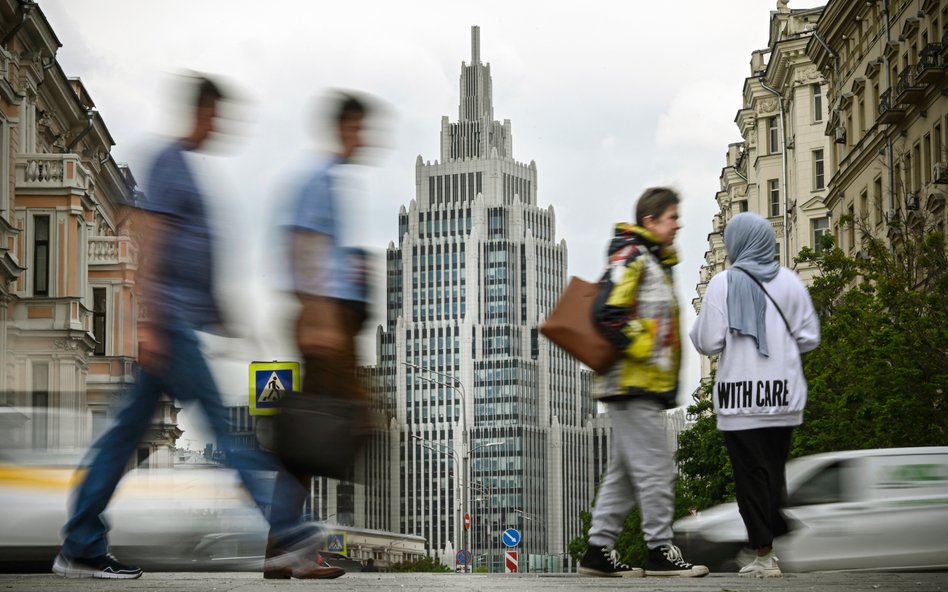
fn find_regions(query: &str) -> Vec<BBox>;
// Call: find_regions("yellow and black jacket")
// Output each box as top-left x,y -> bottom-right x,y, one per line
593,224 -> 681,407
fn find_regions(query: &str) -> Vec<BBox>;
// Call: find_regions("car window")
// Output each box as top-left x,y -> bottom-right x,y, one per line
788,460 -> 849,506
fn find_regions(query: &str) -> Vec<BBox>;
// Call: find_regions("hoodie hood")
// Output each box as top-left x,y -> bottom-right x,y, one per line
608,223 -> 679,267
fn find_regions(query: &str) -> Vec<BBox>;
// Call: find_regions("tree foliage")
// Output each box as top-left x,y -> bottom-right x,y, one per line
793,218 -> 948,454
676,379 -> 734,510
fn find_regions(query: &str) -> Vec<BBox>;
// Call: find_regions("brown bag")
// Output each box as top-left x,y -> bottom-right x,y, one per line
539,276 -> 618,374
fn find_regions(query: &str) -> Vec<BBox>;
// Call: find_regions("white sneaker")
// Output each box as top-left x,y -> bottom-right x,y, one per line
735,547 -> 757,568
738,552 -> 782,578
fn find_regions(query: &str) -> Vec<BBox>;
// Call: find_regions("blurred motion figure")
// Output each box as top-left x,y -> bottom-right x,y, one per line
54,76 -> 294,580
265,92 -> 377,580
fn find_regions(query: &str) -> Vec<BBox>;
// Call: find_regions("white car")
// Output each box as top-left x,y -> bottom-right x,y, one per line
0,406 -> 270,572
673,446 -> 948,572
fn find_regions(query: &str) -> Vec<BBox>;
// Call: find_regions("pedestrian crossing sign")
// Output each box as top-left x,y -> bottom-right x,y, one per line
248,361 -> 300,416
323,532 -> 347,555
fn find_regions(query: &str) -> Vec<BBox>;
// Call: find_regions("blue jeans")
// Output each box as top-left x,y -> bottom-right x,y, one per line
61,322 -> 301,559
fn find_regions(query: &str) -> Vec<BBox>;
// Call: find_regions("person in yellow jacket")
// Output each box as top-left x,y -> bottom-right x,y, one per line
578,187 -> 708,579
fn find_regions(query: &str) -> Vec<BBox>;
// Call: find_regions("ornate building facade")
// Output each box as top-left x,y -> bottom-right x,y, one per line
694,0 -> 947,383
807,0 -> 948,249
0,1 -> 179,466
694,1 -> 832,380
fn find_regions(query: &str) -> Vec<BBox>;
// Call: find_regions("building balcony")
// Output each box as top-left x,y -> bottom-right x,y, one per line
895,66 -> 925,105
15,154 -> 91,194
878,89 -> 907,124
916,43 -> 945,85
88,236 -> 136,266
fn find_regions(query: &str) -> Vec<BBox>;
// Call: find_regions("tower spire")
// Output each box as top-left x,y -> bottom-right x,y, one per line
472,25 -> 480,64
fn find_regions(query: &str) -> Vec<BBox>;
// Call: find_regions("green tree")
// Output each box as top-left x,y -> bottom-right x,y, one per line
794,218 -> 948,454
676,378 -> 734,510
388,556 -> 452,573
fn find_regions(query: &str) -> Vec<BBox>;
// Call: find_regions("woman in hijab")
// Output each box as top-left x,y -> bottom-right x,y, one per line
690,212 -> 820,578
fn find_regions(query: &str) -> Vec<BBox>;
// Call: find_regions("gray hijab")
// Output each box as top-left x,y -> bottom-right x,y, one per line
724,213 -> 781,357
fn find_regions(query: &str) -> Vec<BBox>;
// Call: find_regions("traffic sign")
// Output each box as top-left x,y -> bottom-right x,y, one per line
456,549 -> 471,565
324,532 -> 347,555
248,361 -> 300,416
505,550 -> 518,573
502,528 -> 521,548
464,513 -> 471,530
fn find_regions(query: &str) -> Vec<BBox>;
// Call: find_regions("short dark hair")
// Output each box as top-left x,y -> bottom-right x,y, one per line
635,187 -> 680,225
195,76 -> 223,110
336,94 -> 367,126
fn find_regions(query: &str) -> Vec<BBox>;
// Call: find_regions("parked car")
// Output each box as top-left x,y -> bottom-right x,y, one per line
673,446 -> 948,572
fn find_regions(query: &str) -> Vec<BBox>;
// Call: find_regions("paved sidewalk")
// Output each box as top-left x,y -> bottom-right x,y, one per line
0,572 -> 945,592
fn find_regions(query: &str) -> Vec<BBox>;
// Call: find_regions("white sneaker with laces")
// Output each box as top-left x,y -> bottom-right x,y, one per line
738,552 -> 782,578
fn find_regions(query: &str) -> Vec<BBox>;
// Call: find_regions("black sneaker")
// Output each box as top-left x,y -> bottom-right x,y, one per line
578,544 -> 644,577
645,544 -> 709,577
52,552 -> 143,579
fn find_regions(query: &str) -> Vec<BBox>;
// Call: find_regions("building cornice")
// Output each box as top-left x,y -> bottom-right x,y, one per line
765,36 -> 816,91
806,0 -> 866,73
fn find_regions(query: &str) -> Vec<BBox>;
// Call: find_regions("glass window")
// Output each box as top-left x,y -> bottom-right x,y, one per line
812,216 -> 830,253
768,117 -> 779,154
769,179 -> 780,217
813,149 -> 825,190
34,215 -> 50,296
93,287 -> 107,355
787,461 -> 848,506
813,83 -> 823,122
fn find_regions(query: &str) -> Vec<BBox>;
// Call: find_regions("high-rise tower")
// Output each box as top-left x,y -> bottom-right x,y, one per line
368,26 -> 601,572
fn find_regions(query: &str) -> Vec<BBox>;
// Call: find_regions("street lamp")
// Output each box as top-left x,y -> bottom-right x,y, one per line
411,434 -> 504,573
468,440 -> 504,573
513,509 -> 548,573
403,362 -> 469,570
410,433 -> 462,570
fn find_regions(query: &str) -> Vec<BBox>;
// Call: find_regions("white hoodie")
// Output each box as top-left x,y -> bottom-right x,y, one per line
690,268 -> 820,431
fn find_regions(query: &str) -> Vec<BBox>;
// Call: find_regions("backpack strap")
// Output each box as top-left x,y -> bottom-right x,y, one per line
732,267 -> 794,338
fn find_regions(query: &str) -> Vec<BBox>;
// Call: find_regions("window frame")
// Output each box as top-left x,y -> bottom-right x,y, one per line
768,179 -> 781,217
813,149 -> 825,190
92,286 -> 108,356
768,117 -> 780,154
33,214 -> 51,296
812,83 -> 823,123
812,216 -> 830,253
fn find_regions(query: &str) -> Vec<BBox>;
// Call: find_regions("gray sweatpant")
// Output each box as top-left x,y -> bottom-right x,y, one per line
588,397 -> 675,550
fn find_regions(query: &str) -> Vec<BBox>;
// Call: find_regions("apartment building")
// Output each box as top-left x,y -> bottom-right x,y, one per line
807,0 -> 948,249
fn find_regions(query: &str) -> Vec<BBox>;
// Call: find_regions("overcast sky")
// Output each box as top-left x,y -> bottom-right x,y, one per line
40,0 -> 824,447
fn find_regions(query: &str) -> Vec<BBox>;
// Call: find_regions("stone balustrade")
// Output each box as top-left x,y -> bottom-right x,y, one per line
15,154 -> 91,191
88,236 -> 135,265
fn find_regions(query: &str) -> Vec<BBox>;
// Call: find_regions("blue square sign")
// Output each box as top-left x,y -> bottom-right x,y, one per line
248,362 -> 300,416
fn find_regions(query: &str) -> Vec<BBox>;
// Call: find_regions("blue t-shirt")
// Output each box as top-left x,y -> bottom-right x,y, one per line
139,140 -> 220,327
284,156 -> 368,303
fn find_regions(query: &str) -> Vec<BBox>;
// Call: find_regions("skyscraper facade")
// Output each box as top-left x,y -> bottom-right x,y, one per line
368,26 -> 600,571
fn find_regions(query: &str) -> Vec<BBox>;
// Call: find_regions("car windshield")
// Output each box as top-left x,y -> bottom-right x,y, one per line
785,455 -> 831,491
